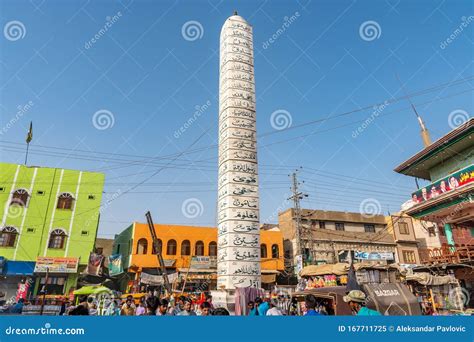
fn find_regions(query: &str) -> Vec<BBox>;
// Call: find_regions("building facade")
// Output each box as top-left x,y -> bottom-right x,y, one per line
0,162 -> 104,299
386,214 -> 421,264
278,209 -> 397,273
113,223 -> 284,292
394,119 -> 473,253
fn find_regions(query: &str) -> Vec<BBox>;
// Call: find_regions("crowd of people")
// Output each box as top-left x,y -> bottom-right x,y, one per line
66,291 -> 230,316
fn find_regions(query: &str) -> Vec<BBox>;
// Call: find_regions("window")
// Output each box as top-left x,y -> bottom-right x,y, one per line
116,244 -> 120,254
428,226 -> 436,237
364,224 -> 375,233
37,190 -> 45,195
0,226 -> 19,247
402,250 -> 416,264
261,244 -> 267,258
136,238 -> 148,254
439,226 -> 445,236
209,241 -> 217,256
181,240 -> 191,256
39,276 -> 66,295
166,239 -> 177,255
26,228 -> 35,233
271,244 -> 279,258
319,221 -> 326,229
11,189 -> 29,207
57,193 -> 74,210
195,241 -> 204,256
81,230 -> 89,236
335,222 -> 345,231
48,229 -> 67,249
88,195 -> 95,200
152,239 -> 163,254
0,187 -> 4,192
398,222 -> 409,235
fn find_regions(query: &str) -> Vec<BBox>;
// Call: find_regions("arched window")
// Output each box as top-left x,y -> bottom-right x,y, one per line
48,229 -> 67,249
0,226 -> 19,247
167,239 -> 177,255
209,241 -> 217,256
272,244 -> 279,258
260,244 -> 267,258
57,193 -> 74,210
10,189 -> 29,207
152,239 -> 162,254
195,241 -> 204,256
181,240 -> 191,256
136,238 -> 148,254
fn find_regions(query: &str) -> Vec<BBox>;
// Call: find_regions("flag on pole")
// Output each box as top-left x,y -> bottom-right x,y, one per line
26,121 -> 33,144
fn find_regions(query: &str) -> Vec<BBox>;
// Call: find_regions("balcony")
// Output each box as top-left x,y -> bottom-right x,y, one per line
418,244 -> 474,264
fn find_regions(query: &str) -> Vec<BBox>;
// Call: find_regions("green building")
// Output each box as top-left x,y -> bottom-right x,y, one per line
0,162 -> 104,300
394,118 -> 473,247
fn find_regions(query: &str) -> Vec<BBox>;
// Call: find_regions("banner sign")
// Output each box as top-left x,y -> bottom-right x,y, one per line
140,272 -> 178,285
15,280 -> 30,301
355,251 -> 394,261
108,254 -> 123,276
190,256 -> 217,269
412,164 -> 474,204
34,257 -> 79,273
86,253 -> 104,276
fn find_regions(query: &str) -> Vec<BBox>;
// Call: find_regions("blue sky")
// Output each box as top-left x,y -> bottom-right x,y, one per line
1,0 -> 473,238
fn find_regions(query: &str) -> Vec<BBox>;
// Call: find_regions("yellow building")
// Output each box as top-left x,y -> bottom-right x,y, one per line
113,223 -> 284,291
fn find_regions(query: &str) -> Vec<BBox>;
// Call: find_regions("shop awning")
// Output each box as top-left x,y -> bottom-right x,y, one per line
5,261 -> 35,276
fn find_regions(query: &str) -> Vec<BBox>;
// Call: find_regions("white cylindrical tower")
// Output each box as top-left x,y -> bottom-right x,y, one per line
217,12 -> 260,290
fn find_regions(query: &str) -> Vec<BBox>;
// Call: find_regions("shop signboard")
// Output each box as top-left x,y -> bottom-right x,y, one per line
354,251 -> 394,261
140,272 -> 178,285
411,164 -> 474,204
108,254 -> 123,276
190,256 -> 217,269
34,257 -> 79,273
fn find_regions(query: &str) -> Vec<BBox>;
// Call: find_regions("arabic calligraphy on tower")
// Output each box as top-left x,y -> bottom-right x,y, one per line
217,13 -> 261,290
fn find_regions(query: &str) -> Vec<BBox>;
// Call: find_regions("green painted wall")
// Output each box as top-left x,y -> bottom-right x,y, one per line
0,162 -> 105,265
429,146 -> 474,181
112,224 -> 133,269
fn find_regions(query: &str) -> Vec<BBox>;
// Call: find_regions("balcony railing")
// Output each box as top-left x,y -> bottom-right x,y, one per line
418,244 -> 474,264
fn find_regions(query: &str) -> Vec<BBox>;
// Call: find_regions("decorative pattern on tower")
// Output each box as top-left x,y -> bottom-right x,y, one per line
217,13 -> 261,290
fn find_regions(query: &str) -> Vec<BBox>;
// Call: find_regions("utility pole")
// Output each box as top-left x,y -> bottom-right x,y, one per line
145,211 -> 171,294
288,171 -> 308,274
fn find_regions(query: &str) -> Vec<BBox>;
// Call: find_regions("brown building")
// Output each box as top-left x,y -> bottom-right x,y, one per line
386,214 -> 421,264
94,238 -> 114,267
278,209 -> 397,273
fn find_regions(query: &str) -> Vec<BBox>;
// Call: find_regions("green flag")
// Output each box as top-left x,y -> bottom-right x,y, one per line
26,121 -> 32,144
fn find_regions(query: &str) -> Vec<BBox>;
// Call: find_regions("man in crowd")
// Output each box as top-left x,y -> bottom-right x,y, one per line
200,301 -> 212,316
343,290 -> 381,316
121,298 -> 136,316
69,296 -> 89,315
156,298 -> 169,316
177,298 -> 196,316
254,297 -> 269,316
247,301 -> 258,315
304,294 -> 321,316
266,299 -> 283,316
